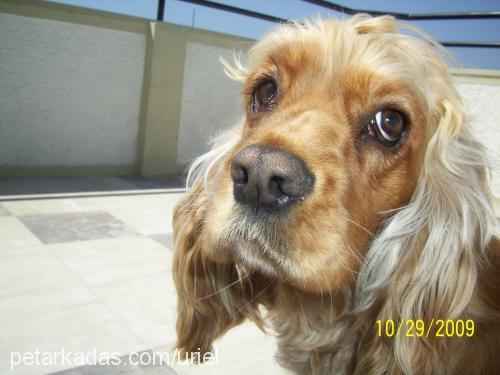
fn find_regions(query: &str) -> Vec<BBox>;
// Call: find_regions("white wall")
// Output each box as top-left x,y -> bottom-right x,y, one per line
177,42 -> 244,164
0,13 -> 145,167
457,83 -> 500,196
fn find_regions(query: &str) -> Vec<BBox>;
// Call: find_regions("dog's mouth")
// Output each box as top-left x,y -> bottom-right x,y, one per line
228,209 -> 288,245
217,209 -> 289,276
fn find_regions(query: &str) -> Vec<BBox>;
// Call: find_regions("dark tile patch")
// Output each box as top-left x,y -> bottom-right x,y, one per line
48,350 -> 178,375
0,203 -> 11,216
150,233 -> 174,250
20,211 -> 138,244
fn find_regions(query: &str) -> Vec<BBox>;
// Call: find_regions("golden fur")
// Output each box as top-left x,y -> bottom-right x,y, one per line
173,15 -> 500,374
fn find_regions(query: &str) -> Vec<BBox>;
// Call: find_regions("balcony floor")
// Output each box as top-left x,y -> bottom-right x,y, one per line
0,177 -> 286,375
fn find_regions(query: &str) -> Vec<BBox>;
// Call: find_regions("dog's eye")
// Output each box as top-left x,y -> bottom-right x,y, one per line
251,79 -> 278,113
367,110 -> 405,145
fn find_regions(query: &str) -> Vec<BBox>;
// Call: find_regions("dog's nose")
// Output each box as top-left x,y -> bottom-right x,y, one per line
231,144 -> 314,212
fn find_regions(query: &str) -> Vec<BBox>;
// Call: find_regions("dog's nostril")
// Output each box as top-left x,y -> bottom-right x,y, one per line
269,175 -> 285,195
270,176 -> 285,185
232,165 -> 248,185
231,144 -> 314,212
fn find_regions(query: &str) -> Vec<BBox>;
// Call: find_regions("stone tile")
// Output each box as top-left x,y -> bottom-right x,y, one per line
77,193 -> 182,211
0,178 -> 289,375
89,273 -> 178,349
0,247 -> 81,298
49,237 -> 173,286
150,233 -> 174,250
0,203 -> 11,216
0,242 -> 47,258
81,193 -> 184,235
2,198 -> 97,217
20,211 -> 138,244
0,216 -> 42,249
48,350 -> 178,375
0,287 -> 147,375
107,209 -> 172,236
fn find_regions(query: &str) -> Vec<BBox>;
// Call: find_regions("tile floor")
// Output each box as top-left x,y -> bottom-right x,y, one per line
0,177 -> 286,375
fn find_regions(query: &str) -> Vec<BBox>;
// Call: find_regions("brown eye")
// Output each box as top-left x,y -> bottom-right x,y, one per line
251,79 -> 278,113
367,110 -> 405,144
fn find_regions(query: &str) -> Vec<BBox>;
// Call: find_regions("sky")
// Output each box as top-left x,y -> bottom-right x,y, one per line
42,0 -> 500,70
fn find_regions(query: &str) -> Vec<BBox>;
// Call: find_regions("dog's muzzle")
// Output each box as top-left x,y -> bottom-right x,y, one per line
231,144 -> 314,213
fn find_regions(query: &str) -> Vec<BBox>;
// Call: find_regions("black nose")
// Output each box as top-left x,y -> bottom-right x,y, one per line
231,144 -> 314,213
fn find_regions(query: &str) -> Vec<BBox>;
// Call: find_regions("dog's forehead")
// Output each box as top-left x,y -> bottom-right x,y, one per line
252,23 -> 360,70
253,38 -> 415,101
248,19 -> 432,86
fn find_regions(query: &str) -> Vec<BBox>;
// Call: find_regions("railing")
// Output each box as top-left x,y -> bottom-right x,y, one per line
157,0 -> 500,49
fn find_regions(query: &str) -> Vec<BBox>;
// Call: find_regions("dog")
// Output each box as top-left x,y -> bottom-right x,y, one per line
172,14 -> 500,374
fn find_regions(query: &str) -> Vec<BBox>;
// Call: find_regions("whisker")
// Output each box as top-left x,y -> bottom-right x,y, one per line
196,272 -> 250,301
341,214 -> 375,237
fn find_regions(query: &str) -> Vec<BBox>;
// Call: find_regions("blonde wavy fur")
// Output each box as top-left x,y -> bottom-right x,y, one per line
174,14 -> 499,374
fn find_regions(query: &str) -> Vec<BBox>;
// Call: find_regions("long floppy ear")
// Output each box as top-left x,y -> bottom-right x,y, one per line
340,15 -> 498,373
354,90 -> 496,373
172,126 -> 266,359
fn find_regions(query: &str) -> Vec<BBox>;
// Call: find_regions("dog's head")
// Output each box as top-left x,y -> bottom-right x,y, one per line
180,15 -> 456,291
173,15 -> 494,359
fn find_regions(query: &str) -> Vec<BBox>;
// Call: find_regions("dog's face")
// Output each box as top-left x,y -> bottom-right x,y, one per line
197,19 -> 436,293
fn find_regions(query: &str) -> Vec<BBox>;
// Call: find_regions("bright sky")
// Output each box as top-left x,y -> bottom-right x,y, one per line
42,0 -> 500,70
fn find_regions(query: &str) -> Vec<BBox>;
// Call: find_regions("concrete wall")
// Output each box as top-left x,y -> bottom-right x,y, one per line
0,0 -> 152,176
0,0 -> 251,177
177,42 -> 244,163
456,81 -> 500,196
0,12 -> 145,168
136,22 -> 251,177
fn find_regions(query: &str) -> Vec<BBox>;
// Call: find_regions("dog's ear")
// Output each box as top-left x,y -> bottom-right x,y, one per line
172,128 -> 266,360
355,89 -> 496,373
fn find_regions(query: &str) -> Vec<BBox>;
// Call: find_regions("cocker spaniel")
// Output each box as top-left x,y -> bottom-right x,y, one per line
172,15 -> 500,374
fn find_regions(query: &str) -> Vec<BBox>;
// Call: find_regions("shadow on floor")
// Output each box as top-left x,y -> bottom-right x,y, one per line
0,175 -> 185,197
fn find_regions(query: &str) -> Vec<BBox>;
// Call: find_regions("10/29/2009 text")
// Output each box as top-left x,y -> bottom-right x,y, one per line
376,319 -> 474,338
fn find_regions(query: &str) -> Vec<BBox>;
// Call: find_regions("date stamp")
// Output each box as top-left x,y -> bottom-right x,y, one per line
376,319 -> 474,338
